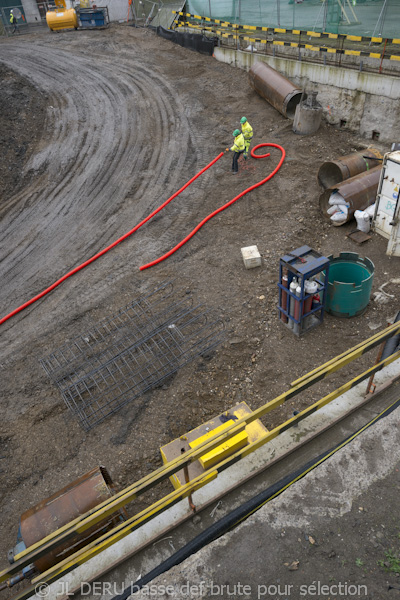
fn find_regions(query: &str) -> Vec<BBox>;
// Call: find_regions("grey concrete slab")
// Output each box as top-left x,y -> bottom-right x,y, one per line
128,382 -> 400,600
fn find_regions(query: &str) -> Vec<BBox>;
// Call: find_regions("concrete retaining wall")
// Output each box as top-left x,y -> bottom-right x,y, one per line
21,0 -> 41,23
105,0 -> 129,23
214,47 -> 400,143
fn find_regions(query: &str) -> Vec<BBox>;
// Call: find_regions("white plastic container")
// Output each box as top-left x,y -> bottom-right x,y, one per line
354,209 -> 371,233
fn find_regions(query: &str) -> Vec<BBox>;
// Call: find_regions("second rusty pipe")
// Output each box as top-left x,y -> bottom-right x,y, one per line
318,147 -> 383,189
319,165 -> 381,225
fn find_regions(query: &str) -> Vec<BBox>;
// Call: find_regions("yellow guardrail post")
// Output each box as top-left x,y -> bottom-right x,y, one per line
2,326 -> 400,591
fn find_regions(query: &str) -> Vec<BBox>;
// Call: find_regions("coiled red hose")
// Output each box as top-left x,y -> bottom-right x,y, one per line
0,152 -> 224,326
140,143 -> 285,270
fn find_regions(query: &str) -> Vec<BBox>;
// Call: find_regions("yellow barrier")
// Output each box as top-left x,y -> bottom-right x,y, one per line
3,322 -> 400,598
172,11 -> 400,61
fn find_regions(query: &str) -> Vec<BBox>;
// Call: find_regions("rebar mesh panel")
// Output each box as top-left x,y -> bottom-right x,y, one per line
40,282 -> 224,430
40,281 -> 193,384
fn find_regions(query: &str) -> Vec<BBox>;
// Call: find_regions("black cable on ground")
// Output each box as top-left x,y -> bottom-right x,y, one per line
382,310 -> 400,361
112,395 -> 400,600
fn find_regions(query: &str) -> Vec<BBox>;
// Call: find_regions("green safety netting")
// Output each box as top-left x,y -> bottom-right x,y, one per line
186,0 -> 399,38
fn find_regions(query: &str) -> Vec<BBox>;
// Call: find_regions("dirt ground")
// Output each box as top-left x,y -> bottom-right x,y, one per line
0,23 -> 399,597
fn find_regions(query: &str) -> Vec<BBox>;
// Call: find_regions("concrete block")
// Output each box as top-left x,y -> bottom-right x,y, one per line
241,245 -> 262,269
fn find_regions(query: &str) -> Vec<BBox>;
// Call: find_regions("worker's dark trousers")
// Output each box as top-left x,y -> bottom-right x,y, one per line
232,150 -> 244,172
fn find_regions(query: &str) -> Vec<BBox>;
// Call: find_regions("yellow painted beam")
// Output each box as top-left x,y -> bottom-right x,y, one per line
11,348 -> 400,599
3,325 -> 400,585
189,423 -> 248,469
291,321 -> 400,387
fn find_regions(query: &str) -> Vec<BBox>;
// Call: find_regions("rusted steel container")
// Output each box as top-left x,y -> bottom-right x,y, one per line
249,61 -> 304,119
317,148 -> 382,189
19,467 -> 125,573
319,166 -> 381,226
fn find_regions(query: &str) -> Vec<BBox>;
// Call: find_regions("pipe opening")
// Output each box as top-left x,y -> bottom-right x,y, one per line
285,92 -> 303,119
318,163 -> 344,188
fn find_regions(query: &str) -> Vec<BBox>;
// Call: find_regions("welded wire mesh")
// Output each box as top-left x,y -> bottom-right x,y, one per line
40,282 -> 225,430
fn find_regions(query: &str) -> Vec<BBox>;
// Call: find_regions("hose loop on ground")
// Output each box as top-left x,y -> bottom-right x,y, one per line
140,143 -> 285,270
250,144 -> 271,159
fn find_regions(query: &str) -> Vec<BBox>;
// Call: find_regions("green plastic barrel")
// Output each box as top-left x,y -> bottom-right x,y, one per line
324,252 -> 375,318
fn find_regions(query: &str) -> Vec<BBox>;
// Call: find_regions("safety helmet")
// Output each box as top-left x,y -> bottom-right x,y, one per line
233,129 -> 241,136
240,117 -> 247,124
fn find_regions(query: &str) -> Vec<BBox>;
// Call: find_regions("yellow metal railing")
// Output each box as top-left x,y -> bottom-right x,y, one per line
3,321 -> 400,599
171,11 -> 400,62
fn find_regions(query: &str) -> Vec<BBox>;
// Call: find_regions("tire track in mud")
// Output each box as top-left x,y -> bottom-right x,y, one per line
0,39 -> 205,322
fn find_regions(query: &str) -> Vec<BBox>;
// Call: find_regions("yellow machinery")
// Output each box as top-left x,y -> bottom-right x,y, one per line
46,0 -> 78,31
160,402 -> 268,490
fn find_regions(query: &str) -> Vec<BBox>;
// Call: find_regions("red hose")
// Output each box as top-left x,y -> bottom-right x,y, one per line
0,152 -> 224,326
140,143 -> 285,271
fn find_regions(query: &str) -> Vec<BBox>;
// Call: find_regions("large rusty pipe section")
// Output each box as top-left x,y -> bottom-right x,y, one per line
249,61 -> 304,119
319,165 -> 381,225
18,467 -> 126,573
318,148 -> 383,189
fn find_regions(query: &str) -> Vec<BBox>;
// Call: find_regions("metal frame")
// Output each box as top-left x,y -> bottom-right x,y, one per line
277,245 -> 330,336
76,6 -> 110,29
3,321 -> 400,598
40,281 -> 225,430
0,3 -> 49,36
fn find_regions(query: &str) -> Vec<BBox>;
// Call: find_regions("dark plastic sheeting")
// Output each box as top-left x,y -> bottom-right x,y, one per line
157,26 -> 217,55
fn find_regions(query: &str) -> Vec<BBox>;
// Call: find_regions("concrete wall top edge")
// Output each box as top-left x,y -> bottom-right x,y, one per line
214,49 -> 400,100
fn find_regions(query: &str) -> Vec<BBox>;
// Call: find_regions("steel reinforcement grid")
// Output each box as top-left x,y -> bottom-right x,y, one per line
40,281 -> 225,430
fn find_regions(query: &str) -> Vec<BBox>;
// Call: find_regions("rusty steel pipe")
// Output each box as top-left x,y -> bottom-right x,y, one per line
319,165 -> 381,225
249,61 -> 304,119
318,148 -> 383,189
19,467 -> 126,573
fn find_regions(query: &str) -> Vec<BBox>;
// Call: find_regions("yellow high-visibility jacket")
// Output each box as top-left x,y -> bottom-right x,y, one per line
241,120 -> 253,140
230,133 -> 245,152
10,13 -> 17,23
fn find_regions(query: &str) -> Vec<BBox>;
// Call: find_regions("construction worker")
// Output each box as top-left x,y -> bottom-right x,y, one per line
225,129 -> 245,174
10,10 -> 18,33
240,116 -> 253,159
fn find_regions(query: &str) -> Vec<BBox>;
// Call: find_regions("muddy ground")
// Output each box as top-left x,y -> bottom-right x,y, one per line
0,24 -> 399,597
